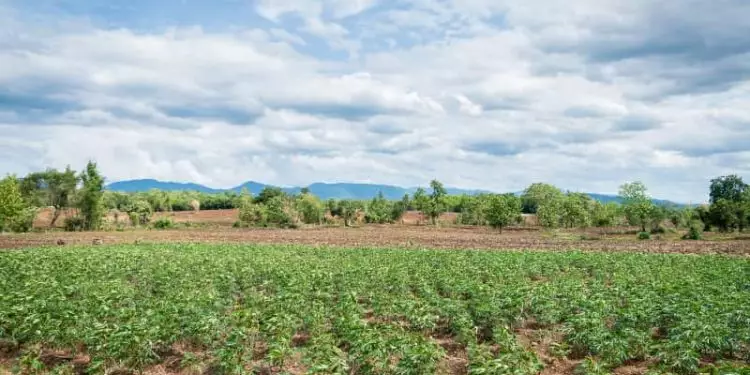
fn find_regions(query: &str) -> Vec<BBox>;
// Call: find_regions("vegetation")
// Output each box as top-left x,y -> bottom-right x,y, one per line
77,161 -> 106,231
1,244 -> 748,374
0,175 -> 26,232
485,193 -> 521,231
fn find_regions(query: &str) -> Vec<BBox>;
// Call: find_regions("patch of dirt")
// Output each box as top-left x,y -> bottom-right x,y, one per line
515,322 -> 582,375
291,332 -> 310,347
611,362 -> 650,375
3,223 -> 749,255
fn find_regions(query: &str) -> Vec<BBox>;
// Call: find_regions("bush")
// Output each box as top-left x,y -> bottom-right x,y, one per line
637,231 -> 651,240
8,208 -> 37,233
650,225 -> 666,234
152,217 -> 175,230
238,202 -> 268,227
64,216 -> 86,232
682,221 -> 703,240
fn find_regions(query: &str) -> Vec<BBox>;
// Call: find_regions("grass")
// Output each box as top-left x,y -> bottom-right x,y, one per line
1,244 -> 749,374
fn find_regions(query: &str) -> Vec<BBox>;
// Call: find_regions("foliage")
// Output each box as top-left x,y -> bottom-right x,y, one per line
619,181 -> 656,232
1,245 -> 748,374
424,180 -> 448,225
296,193 -> 325,225
683,220 -> 703,240
637,231 -> 651,240
238,201 -> 268,227
152,217 -> 175,230
254,187 -> 285,205
537,198 -> 563,229
265,195 -> 298,228
412,188 -> 430,223
63,216 -> 86,232
709,199 -> 739,232
486,194 -> 522,231
0,175 -> 26,232
124,200 -> 153,226
18,167 -> 78,226
390,194 -> 410,223
709,175 -> 748,204
365,192 -> 392,224
522,183 -> 563,214
591,202 -> 620,228
561,193 -> 593,228
456,194 -> 491,225
337,200 -> 365,227
78,161 -> 106,231
7,208 -> 37,233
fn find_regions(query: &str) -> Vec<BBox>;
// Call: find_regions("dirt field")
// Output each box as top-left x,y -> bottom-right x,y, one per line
3,224 -> 750,255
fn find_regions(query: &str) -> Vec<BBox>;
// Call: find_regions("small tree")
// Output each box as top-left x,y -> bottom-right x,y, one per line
591,201 -> 620,229
709,199 -> 738,232
338,200 -> 364,227
390,194 -> 410,223
0,175 -> 26,232
19,167 -> 78,226
486,194 -> 522,232
412,188 -> 429,224
78,161 -> 106,230
619,181 -> 655,232
426,180 -> 447,225
296,192 -> 324,224
561,193 -> 593,228
537,198 -> 563,229
366,192 -> 392,224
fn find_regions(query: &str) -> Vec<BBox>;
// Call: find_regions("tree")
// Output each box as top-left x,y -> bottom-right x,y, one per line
561,193 -> 593,228
390,194 -> 410,223
591,201 -> 620,228
338,200 -> 364,227
412,188 -> 430,224
456,194 -> 491,225
254,187 -> 285,205
709,175 -> 747,204
709,199 -> 738,232
537,199 -> 563,229
522,183 -> 563,214
296,192 -> 324,224
78,161 -> 106,230
19,167 -> 78,226
486,194 -> 522,232
366,192 -> 392,224
0,175 -> 26,232
619,181 -> 655,232
425,180 -> 448,225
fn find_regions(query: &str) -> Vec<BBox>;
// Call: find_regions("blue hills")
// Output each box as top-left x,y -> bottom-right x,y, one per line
106,179 -> 685,205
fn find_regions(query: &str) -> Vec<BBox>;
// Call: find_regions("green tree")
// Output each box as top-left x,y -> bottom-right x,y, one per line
390,194 -> 410,223
425,180 -> 447,225
591,201 -> 620,228
709,199 -> 739,232
0,175 -> 26,232
537,199 -> 563,229
412,188 -> 429,224
561,193 -> 593,228
486,194 -> 522,232
456,194 -> 491,225
254,187 -> 285,205
296,192 -> 324,224
338,200 -> 364,227
365,192 -> 392,224
521,183 -> 563,214
619,181 -> 655,232
19,167 -> 79,226
709,175 -> 747,204
78,161 -> 106,230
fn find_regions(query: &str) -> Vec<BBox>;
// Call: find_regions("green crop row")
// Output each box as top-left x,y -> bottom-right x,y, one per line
1,245 -> 749,374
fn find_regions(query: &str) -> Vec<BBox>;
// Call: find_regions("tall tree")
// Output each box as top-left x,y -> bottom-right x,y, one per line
412,188 -> 429,224
426,180 -> 448,225
619,181 -> 655,232
78,161 -> 106,230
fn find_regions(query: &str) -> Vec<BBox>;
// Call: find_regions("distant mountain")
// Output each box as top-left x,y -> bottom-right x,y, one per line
106,179 -> 685,205
106,179 -> 221,193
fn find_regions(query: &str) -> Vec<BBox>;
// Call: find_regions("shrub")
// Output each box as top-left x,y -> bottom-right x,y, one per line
152,217 -> 175,230
682,221 -> 703,240
64,216 -> 86,232
8,208 -> 37,233
637,231 -> 651,240
238,202 -> 268,227
650,225 -> 666,234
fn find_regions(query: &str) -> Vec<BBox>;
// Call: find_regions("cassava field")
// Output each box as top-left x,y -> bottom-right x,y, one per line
1,244 -> 749,375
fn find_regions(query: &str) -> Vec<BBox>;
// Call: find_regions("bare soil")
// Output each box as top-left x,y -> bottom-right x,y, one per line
2,224 -> 750,255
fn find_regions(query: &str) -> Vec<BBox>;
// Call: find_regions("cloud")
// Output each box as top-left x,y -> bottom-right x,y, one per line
0,0 -> 748,202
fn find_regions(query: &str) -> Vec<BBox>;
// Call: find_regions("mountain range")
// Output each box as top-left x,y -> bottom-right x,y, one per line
106,179 -> 684,206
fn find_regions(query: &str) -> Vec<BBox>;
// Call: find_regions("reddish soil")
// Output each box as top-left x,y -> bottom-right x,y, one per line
2,224 -> 749,255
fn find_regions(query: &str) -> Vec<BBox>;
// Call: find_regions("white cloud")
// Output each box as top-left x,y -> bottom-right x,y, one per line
0,0 -> 749,202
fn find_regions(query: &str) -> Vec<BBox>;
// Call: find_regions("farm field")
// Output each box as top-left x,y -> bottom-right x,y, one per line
1,244 -> 749,375
2,224 -> 750,255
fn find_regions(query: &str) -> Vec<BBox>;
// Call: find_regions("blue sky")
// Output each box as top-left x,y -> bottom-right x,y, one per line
1,0 -> 749,202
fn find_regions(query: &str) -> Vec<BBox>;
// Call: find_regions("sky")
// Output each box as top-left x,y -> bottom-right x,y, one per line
1,0 -> 749,202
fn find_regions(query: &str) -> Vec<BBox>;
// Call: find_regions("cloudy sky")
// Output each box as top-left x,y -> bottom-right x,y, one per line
1,0 -> 749,202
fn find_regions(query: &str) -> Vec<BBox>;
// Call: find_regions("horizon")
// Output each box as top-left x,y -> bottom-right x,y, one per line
2,1 -> 749,203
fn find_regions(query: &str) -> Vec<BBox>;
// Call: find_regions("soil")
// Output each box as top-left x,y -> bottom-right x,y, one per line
2,223 -> 749,255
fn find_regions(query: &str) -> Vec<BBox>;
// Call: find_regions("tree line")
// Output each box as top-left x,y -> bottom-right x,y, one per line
1,163 -> 749,238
